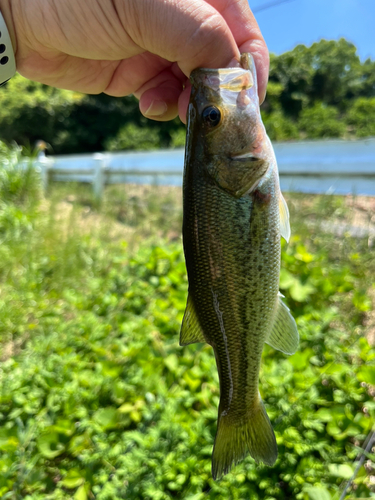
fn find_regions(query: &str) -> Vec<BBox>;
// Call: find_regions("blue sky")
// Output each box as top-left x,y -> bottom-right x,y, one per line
250,0 -> 374,60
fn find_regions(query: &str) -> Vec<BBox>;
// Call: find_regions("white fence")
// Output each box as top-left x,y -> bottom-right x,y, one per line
38,138 -> 375,199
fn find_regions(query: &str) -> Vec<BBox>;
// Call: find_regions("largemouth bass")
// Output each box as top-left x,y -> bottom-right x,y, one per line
181,53 -> 299,479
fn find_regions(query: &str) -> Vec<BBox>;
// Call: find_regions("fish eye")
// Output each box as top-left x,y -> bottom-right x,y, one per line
202,106 -> 221,127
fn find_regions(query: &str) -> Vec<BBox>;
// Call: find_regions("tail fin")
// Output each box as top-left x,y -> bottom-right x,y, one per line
212,397 -> 277,480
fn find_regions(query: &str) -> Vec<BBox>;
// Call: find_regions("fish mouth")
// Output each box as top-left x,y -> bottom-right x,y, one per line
231,152 -> 262,162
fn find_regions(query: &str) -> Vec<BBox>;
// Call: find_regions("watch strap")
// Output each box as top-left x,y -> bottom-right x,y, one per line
0,10 -> 16,85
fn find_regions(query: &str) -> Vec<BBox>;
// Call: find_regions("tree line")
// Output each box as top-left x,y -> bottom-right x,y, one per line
0,38 -> 374,155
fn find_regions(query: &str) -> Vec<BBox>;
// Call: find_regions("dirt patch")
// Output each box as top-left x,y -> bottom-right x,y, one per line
40,184 -> 183,246
0,336 -> 28,362
346,195 -> 375,245
39,195 -> 142,243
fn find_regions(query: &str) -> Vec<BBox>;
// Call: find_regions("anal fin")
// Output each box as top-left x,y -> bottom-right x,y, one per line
180,293 -> 206,346
266,295 -> 299,355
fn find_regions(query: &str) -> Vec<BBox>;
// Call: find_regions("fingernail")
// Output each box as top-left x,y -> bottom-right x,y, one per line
144,100 -> 167,117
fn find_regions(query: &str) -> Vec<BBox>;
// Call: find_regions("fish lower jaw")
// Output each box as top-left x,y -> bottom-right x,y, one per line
231,152 -> 261,162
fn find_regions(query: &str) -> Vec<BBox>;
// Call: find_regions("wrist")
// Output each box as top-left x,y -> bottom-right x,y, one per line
0,0 -> 16,84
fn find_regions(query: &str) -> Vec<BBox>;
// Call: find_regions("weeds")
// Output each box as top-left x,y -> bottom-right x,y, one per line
0,154 -> 374,499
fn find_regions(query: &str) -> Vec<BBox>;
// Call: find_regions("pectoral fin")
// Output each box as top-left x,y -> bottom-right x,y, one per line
180,293 -> 206,346
279,193 -> 291,243
266,296 -> 299,355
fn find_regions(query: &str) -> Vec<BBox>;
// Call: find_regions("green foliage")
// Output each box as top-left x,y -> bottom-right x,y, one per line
0,76 -> 186,154
0,39 -> 374,153
262,38 -> 375,140
51,93 -> 142,154
0,184 -> 374,499
0,141 -> 41,250
0,141 -> 41,207
105,123 -> 161,151
0,74 -> 83,150
267,39 -> 365,117
346,97 -> 375,137
169,128 -> 186,148
298,102 -> 346,138
262,109 -> 299,141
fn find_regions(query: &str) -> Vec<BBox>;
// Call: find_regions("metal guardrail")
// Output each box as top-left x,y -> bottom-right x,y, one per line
37,138 -> 375,199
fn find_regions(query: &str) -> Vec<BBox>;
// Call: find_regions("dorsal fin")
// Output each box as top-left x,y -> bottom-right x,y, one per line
279,193 -> 291,243
265,295 -> 299,355
180,293 -> 206,346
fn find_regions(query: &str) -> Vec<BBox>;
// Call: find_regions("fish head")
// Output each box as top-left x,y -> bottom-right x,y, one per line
188,54 -> 273,198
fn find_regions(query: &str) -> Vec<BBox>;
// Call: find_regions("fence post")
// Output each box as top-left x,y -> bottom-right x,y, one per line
92,153 -> 106,201
37,156 -> 53,194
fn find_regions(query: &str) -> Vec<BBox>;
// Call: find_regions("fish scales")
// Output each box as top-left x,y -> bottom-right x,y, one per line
180,54 -> 299,479
185,170 -> 280,406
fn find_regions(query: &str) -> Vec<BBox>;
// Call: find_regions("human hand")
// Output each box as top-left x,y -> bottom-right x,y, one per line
0,0 -> 269,123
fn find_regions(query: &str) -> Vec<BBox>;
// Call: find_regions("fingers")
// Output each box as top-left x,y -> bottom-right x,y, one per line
105,53 -> 175,97
109,0 -> 237,121
116,0 -> 240,74
122,0 -> 269,122
108,0 -> 240,121
205,0 -> 269,103
105,55 -> 185,121
239,38 -> 269,105
8,0 -> 268,122
136,66 -> 186,121
178,83 -> 192,124
138,85 -> 180,122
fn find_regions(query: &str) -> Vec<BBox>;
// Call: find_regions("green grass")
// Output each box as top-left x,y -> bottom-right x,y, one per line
0,160 -> 374,499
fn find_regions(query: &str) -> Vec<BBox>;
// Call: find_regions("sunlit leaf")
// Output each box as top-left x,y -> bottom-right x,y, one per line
328,463 -> 353,479
357,366 -> 375,385
92,407 -> 118,430
37,432 -> 65,459
74,484 -> 88,500
61,469 -> 85,489
305,486 -> 331,500
289,280 -> 315,302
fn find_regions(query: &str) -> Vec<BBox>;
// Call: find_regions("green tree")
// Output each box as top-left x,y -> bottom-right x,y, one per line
0,75 -> 186,154
262,110 -> 299,141
298,102 -> 346,138
105,122 -> 161,151
266,45 -> 315,118
354,57 -> 375,99
0,39 -> 374,153
307,39 -> 363,106
265,39 -> 367,118
346,97 -> 375,137
0,74 -> 83,148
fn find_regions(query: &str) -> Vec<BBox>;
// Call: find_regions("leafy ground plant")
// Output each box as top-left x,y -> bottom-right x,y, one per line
0,179 -> 374,499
